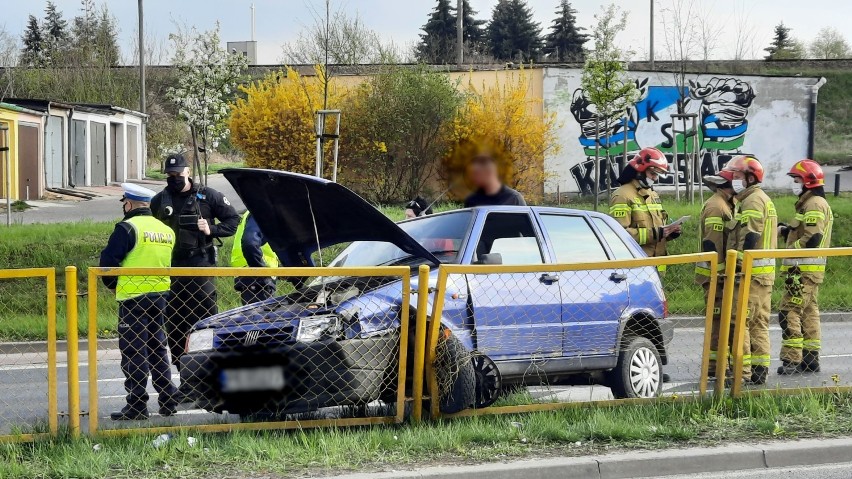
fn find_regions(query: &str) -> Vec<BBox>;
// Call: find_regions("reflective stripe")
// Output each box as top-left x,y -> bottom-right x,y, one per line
782,338 -> 803,349
752,355 -> 771,367
705,217 -> 725,226
742,355 -> 752,366
803,339 -> 821,351
782,258 -> 826,266
803,211 -> 826,222
657,264 -> 667,273
638,227 -> 648,245
709,350 -> 718,361
781,264 -> 826,272
695,261 -> 726,276
609,204 -> 631,217
647,204 -> 663,211
739,209 -> 764,222
794,213 -> 805,221
751,258 -> 775,274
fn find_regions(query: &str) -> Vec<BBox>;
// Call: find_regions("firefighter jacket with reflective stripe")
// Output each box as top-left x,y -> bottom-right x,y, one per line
230,211 -> 279,269
781,191 -> 833,283
695,190 -> 735,284
116,215 -> 176,301
732,185 -> 778,283
609,179 -> 669,258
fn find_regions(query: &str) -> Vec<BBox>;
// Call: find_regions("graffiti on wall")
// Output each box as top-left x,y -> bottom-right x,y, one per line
567,77 -> 756,195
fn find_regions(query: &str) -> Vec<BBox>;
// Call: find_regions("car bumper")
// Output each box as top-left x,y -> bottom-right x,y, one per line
179,331 -> 399,415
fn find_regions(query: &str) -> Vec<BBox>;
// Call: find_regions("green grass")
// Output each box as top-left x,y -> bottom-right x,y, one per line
2,392 -> 852,478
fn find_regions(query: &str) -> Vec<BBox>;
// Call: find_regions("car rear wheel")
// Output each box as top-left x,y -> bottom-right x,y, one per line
471,353 -> 501,408
608,336 -> 662,399
435,333 -> 475,414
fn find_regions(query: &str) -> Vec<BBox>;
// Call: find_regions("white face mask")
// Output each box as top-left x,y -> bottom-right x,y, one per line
792,183 -> 803,196
732,179 -> 746,193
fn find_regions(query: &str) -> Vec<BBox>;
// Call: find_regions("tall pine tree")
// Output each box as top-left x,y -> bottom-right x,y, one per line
487,0 -> 543,62
545,0 -> 588,62
93,6 -> 120,66
417,0 -> 457,63
70,0 -> 98,63
20,14 -> 44,66
764,22 -> 802,59
455,0 -> 487,53
43,1 -> 69,65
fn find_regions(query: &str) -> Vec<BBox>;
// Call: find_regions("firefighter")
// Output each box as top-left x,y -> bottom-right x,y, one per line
695,173 -> 737,377
231,211 -> 279,305
100,184 -> 178,420
609,147 -> 682,273
777,159 -> 833,375
725,155 -> 778,385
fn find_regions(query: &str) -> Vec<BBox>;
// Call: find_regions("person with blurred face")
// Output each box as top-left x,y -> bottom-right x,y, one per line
463,151 -> 526,207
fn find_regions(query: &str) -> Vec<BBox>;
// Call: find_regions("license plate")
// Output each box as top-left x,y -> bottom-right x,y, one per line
220,366 -> 285,393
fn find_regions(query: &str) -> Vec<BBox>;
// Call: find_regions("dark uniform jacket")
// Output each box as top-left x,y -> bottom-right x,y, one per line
150,181 -> 240,267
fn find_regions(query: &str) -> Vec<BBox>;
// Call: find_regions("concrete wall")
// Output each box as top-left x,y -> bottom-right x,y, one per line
543,68 -> 822,194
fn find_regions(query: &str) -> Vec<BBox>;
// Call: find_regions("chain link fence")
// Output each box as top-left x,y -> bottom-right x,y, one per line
0,268 -> 58,441
425,253 -> 719,419
729,248 -> 852,397
82,266 -> 412,435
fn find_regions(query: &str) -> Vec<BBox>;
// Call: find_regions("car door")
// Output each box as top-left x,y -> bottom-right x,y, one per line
536,213 -> 630,358
466,212 -> 562,361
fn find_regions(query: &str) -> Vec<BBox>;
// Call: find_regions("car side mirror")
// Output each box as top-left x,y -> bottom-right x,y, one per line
475,253 -> 503,265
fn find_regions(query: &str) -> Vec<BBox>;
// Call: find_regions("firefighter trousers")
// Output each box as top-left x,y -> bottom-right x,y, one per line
742,281 -> 773,374
779,277 -> 821,364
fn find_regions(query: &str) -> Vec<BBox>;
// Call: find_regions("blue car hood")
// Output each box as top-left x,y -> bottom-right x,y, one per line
222,168 -> 440,267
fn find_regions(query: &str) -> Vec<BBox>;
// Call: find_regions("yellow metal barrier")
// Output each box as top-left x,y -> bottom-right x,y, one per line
425,253 -> 718,420
86,266 -> 411,436
0,267 -> 58,442
65,267 -> 80,437
729,247 -> 852,397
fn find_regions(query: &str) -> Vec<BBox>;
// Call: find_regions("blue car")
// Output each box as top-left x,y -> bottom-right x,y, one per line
179,169 -> 672,416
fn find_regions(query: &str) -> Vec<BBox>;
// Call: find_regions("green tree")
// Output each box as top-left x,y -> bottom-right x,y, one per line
809,27 -> 851,59
579,4 -> 639,207
544,0 -> 588,62
344,66 -> 462,202
487,0 -> 543,62
42,1 -> 69,65
764,22 -> 803,60
20,15 -> 44,67
457,0 -> 487,52
417,0 -> 457,63
93,6 -> 120,66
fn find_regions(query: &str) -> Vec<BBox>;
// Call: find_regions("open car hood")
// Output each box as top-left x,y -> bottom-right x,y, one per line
222,168 -> 440,267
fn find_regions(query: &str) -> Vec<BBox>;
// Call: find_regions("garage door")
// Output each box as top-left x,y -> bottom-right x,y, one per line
18,123 -> 39,200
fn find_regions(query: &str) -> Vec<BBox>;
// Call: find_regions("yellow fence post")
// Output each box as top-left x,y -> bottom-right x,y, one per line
730,252 -> 754,398
699,255 -> 719,396
714,250 -> 739,397
394,269 -> 412,423
65,266 -> 80,437
427,268 -> 449,420
46,269 -> 58,435
87,271 -> 99,434
411,265 -> 430,423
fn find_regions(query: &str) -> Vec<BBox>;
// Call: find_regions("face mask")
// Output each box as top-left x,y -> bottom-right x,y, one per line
732,179 -> 746,193
167,176 -> 187,193
122,202 -> 130,215
792,184 -> 803,196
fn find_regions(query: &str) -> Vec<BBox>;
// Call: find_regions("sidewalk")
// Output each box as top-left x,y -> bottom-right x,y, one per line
319,438 -> 852,479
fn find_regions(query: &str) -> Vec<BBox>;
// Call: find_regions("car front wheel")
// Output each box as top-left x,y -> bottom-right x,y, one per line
608,336 -> 662,399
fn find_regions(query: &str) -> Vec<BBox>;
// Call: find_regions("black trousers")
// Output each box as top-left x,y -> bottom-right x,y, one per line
118,293 -> 177,412
166,276 -> 218,366
234,277 -> 276,305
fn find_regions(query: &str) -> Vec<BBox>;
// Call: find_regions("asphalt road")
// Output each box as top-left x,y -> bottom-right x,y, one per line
666,462 -> 852,479
2,322 -> 851,434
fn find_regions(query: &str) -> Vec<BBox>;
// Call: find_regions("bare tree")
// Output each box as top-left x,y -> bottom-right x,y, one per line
128,23 -> 168,66
281,7 -> 393,66
732,0 -> 758,61
695,1 -> 723,66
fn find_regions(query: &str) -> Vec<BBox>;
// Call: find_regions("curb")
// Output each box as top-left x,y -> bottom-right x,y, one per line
0,339 -> 118,355
318,438 -> 852,479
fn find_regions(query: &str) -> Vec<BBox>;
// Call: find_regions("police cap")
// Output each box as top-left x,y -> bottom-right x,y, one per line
164,153 -> 188,173
120,183 -> 157,202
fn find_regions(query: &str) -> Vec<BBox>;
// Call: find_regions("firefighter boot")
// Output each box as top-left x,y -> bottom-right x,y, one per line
750,366 -> 768,385
777,360 -> 800,375
800,350 -> 820,373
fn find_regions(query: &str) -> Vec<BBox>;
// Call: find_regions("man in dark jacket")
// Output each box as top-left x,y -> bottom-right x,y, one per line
463,152 -> 526,207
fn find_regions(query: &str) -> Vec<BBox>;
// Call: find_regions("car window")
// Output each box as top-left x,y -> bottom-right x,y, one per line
539,214 -> 608,263
593,217 -> 636,260
476,213 -> 543,264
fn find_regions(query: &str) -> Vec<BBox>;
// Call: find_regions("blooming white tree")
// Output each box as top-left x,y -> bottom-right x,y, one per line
167,23 -> 247,184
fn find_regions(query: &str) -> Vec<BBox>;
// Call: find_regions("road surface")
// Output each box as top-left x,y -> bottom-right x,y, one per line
667,462 -> 852,479
1,321 -> 851,434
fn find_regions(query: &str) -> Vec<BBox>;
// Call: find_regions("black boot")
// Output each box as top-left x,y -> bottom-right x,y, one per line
750,366 -> 768,385
800,351 -> 820,373
777,360 -> 800,375
110,406 -> 149,421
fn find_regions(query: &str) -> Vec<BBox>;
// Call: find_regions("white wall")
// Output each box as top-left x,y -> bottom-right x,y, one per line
542,68 -> 821,194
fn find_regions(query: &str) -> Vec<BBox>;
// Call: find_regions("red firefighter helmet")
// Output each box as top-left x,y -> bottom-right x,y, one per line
722,155 -> 764,183
788,159 -> 825,188
628,147 -> 669,175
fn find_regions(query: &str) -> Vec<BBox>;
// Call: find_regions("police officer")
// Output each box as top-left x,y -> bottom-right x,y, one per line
232,211 -> 279,305
695,172 -> 737,377
609,147 -> 681,272
724,155 -> 778,385
150,154 -> 240,371
100,184 -> 178,420
777,159 -> 833,375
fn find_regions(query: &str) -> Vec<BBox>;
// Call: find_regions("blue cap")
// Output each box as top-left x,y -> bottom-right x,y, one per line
120,183 -> 156,202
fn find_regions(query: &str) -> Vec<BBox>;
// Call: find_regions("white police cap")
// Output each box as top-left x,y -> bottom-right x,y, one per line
120,183 -> 157,202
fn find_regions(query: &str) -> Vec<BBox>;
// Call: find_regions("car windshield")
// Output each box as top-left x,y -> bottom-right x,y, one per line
328,211 -> 473,268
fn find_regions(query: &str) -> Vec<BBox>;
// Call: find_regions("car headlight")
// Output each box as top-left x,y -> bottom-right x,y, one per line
186,329 -> 216,353
296,315 -> 341,342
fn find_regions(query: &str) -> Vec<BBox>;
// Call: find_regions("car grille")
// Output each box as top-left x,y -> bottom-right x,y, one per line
217,326 -> 296,350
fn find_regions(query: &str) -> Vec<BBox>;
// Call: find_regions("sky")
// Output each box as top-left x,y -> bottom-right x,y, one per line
2,0 -> 852,65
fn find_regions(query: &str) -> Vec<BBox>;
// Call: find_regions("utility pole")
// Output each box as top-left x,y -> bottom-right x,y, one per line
649,0 -> 655,70
138,0 -> 145,114
456,0 -> 463,67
